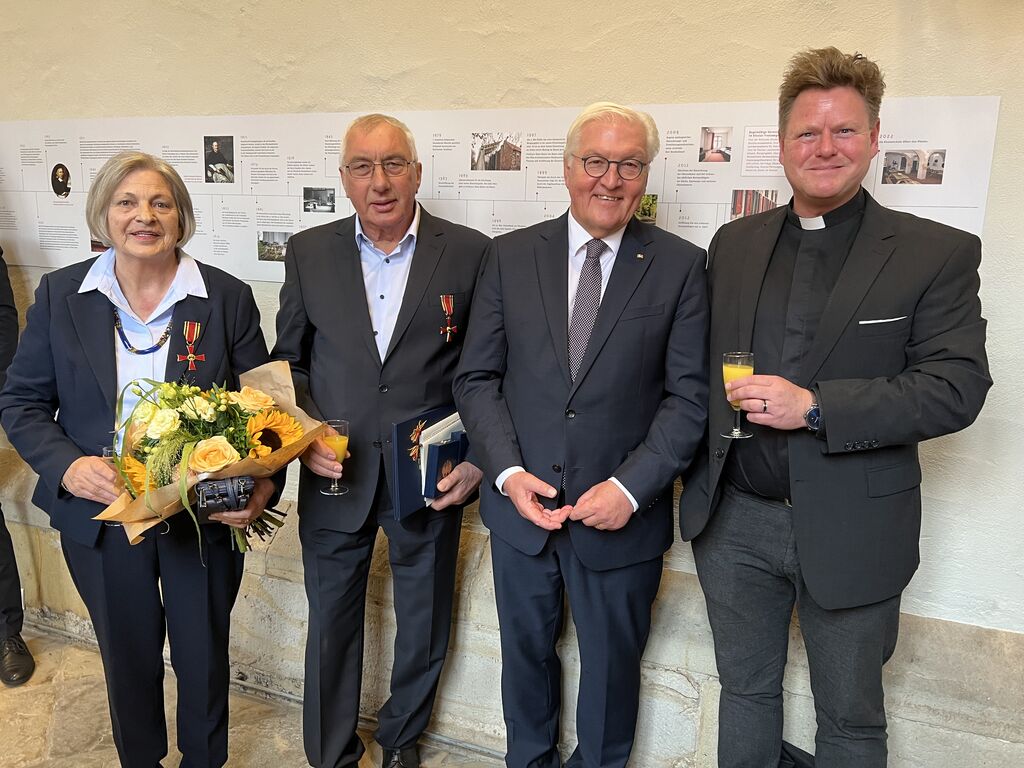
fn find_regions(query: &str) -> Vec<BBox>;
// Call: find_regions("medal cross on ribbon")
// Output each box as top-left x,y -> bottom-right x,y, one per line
439,294 -> 457,342
176,321 -> 206,371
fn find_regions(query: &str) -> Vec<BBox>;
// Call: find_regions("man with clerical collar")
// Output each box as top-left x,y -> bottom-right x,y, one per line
680,47 -> 991,766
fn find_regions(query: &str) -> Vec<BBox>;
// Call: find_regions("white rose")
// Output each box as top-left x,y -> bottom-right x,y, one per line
179,395 -> 217,422
132,400 -> 158,425
146,408 -> 181,440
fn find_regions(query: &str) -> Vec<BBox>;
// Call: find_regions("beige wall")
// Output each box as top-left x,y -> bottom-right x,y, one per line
3,0 -> 1022,629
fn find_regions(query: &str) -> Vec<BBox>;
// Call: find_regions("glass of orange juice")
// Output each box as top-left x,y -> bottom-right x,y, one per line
321,419 -> 350,496
721,352 -> 754,439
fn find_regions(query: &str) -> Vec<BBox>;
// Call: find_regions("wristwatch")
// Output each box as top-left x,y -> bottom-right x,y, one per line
803,400 -> 821,433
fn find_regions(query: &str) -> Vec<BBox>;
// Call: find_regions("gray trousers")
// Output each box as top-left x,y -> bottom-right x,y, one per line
692,485 -> 901,768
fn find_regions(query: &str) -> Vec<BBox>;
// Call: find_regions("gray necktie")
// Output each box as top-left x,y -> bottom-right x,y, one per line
568,238 -> 604,380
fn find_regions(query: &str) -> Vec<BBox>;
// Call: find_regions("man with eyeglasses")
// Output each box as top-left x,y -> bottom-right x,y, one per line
273,113 -> 489,768
454,102 -> 708,768
680,48 -> 990,766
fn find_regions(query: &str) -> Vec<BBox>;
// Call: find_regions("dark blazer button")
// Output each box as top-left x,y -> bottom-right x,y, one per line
844,442 -> 853,451
373,440 -> 382,448
870,439 -> 879,448
379,384 -> 389,393
565,409 -> 576,419
714,448 -> 725,459
552,464 -> 562,473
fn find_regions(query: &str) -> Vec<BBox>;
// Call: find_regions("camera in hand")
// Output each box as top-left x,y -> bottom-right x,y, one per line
195,476 -> 255,523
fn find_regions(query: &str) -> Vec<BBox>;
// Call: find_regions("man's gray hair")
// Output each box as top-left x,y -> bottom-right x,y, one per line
339,113 -> 419,167
564,102 -> 660,162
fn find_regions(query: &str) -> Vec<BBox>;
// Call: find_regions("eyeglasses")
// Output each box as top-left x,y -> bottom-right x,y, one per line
344,159 -> 415,179
572,154 -> 647,180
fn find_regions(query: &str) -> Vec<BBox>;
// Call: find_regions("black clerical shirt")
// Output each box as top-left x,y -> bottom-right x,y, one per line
725,189 -> 866,501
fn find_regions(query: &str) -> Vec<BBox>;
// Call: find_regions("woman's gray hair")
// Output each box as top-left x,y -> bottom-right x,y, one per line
85,151 -> 196,248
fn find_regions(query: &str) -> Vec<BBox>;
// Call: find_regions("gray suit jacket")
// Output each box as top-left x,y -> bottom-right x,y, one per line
680,192 -> 991,609
454,214 -> 709,571
272,208 -> 490,531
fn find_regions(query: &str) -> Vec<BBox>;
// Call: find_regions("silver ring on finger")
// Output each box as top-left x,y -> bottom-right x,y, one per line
762,399 -> 768,413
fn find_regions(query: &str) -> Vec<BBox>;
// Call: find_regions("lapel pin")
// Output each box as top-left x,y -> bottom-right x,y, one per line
636,253 -> 645,260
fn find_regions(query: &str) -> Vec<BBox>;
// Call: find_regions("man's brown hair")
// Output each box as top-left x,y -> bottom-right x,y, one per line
778,47 -> 885,132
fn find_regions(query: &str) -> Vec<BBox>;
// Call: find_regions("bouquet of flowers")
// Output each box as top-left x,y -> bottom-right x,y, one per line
94,361 -> 325,551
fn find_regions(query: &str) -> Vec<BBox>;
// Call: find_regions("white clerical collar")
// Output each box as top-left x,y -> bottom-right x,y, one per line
798,215 -> 826,230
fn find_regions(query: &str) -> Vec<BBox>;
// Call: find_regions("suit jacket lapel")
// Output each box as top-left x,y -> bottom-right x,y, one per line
570,221 -> 654,395
67,288 -> 117,403
385,209 -> 444,362
800,196 -> 896,385
164,294 -> 212,382
735,207 -> 786,351
535,216 -> 571,387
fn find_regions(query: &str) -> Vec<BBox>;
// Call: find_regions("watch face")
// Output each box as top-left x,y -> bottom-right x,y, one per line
805,406 -> 821,431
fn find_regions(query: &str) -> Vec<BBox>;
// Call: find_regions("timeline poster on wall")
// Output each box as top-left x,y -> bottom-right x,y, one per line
0,96 -> 998,282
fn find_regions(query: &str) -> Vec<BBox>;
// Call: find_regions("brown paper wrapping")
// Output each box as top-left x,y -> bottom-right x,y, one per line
94,360 -> 325,544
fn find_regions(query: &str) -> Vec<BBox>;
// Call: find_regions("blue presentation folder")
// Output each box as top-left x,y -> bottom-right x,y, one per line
390,406 -> 455,521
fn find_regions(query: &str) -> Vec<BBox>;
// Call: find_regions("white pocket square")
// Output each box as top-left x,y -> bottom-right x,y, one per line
858,316 -> 908,325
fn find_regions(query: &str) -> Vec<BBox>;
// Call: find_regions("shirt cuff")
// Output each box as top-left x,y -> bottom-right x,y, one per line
609,476 -> 639,513
496,466 -> 525,495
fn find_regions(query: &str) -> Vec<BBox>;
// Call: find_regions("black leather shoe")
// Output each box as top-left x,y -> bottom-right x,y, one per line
0,634 -> 35,687
381,745 -> 420,768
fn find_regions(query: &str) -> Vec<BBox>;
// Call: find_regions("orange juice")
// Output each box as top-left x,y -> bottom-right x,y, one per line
323,434 -> 349,462
722,363 -> 753,410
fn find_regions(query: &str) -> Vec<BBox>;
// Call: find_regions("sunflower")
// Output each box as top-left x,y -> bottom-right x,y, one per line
246,410 -> 304,459
121,453 -> 157,497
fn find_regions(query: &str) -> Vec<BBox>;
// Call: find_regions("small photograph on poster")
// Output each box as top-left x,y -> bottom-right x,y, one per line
204,136 -> 235,183
730,189 -> 780,220
471,132 -> 523,171
635,194 -> 658,223
302,187 -> 336,213
90,237 -> 107,253
257,230 -> 291,262
699,127 -> 733,162
882,149 -> 946,185
51,164 -> 71,198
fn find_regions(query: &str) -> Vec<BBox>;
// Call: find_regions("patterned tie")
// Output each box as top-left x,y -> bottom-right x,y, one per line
568,238 -> 605,380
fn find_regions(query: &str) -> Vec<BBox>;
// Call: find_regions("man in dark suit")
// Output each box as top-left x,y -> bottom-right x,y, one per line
272,114 -> 489,768
0,247 -> 35,688
679,48 -> 991,767
454,103 -> 708,768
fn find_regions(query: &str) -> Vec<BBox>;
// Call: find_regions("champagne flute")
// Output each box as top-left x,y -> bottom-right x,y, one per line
721,352 -> 754,439
321,419 -> 350,496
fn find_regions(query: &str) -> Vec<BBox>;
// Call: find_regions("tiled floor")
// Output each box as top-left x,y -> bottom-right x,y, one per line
1,629 -> 501,767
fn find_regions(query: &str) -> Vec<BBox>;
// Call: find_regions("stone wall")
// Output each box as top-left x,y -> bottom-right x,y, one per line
5,454 -> 1021,765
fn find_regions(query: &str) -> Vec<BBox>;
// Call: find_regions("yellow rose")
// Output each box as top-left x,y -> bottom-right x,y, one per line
179,395 -> 217,422
228,386 -> 275,413
145,408 -> 181,440
188,436 -> 241,473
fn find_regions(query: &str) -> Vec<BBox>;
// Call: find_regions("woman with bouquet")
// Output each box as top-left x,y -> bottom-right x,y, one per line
0,151 -> 274,768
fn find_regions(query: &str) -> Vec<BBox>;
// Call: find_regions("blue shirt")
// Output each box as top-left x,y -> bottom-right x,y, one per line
78,248 -> 208,432
356,204 -> 421,360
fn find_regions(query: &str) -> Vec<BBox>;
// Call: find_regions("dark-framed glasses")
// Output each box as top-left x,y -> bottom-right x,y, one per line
344,159 -> 415,179
572,154 -> 647,180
